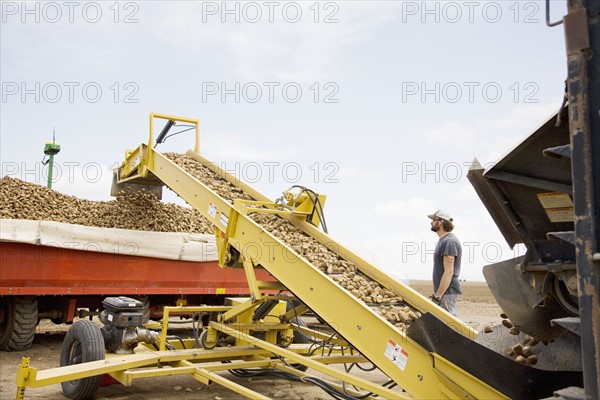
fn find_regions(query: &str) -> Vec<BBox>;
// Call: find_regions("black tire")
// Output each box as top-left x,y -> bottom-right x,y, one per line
60,320 -> 105,400
291,316 -> 310,344
0,296 -> 38,351
285,301 -> 310,344
287,301 -> 310,372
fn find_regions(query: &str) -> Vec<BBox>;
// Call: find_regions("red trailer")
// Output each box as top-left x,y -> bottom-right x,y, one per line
0,220 -> 274,350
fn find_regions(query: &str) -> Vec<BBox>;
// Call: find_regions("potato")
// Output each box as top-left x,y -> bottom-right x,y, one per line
501,319 -> 513,329
526,355 -> 538,365
511,344 -> 524,356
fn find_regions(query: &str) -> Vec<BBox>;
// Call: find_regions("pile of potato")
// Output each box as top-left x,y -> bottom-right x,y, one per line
165,153 -> 252,203
0,176 -> 212,233
165,153 -> 415,328
375,305 -> 422,330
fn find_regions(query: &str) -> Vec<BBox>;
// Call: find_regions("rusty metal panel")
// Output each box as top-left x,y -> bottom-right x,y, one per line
565,0 -> 600,398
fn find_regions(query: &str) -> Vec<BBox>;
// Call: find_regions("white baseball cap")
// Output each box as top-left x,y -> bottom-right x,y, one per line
427,209 -> 453,222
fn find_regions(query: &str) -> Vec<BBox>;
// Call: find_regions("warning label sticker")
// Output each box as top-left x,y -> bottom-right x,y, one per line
384,338 -> 409,371
537,193 -> 574,223
208,203 -> 217,218
537,192 -> 573,208
545,208 -> 575,223
219,212 -> 229,227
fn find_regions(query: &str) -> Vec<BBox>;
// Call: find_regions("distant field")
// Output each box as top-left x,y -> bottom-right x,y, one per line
409,280 -> 503,327
409,279 -> 498,304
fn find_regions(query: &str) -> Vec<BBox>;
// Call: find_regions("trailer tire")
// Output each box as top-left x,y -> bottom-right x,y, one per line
287,302 -> 310,372
60,320 -> 105,400
286,301 -> 311,345
0,296 -> 38,351
291,316 -> 310,344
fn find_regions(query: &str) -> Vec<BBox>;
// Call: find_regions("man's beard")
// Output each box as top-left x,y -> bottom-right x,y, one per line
431,225 -> 440,232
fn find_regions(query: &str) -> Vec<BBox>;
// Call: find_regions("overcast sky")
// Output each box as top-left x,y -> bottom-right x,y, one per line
1,1 -> 570,281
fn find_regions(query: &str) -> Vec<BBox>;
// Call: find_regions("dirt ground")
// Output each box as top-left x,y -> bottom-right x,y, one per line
0,281 -> 502,400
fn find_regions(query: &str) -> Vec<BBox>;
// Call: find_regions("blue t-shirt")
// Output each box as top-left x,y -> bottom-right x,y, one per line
433,232 -> 462,295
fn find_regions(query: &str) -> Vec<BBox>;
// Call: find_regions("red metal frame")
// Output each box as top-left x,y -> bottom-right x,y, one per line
0,242 -> 275,296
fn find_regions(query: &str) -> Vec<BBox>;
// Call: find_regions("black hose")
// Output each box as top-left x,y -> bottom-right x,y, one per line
289,185 -> 329,233
165,335 -> 186,349
302,377 -> 362,400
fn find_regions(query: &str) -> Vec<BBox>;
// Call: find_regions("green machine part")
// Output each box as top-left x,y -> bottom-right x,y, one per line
43,141 -> 60,189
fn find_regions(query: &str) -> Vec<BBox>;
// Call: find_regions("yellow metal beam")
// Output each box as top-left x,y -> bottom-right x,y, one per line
242,258 -> 261,302
16,345 -> 316,397
14,358 -> 31,400
211,322 -> 409,399
308,354 -> 367,364
117,144 -> 147,179
140,346 -> 272,363
109,361 -> 196,386
23,353 -> 158,388
433,369 -> 477,400
284,304 -> 310,320
201,359 -> 275,372
221,296 -> 263,323
193,368 -> 270,399
256,280 -> 288,290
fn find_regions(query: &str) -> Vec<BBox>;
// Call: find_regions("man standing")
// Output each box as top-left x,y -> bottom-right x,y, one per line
428,210 -> 462,316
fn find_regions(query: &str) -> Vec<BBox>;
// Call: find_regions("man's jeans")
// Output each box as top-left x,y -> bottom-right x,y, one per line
440,293 -> 459,316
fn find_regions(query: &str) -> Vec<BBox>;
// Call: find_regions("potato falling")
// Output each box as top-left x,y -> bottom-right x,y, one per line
502,318 -> 542,366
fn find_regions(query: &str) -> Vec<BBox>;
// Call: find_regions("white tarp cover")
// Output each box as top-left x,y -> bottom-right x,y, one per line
0,219 -> 218,262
